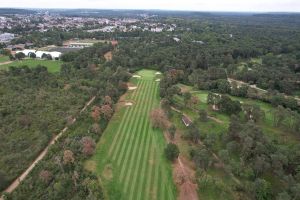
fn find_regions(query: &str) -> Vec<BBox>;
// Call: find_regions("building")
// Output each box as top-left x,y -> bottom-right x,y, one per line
67,42 -> 93,48
182,115 -> 192,127
16,50 -> 62,60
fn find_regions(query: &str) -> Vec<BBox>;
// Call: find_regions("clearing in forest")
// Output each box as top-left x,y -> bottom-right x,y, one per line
87,69 -> 177,200
0,59 -> 62,73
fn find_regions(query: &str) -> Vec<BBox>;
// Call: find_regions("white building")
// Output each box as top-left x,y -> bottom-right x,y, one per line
16,50 -> 62,60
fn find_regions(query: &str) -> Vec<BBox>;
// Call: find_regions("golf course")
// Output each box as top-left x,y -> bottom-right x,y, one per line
87,70 -> 176,200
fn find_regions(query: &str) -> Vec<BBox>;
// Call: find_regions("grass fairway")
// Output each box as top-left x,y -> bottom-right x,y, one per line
0,59 -> 62,73
88,69 -> 176,200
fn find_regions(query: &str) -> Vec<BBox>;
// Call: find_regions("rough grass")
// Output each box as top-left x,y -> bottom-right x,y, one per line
0,59 -> 62,73
0,56 -> 9,63
87,69 -> 177,200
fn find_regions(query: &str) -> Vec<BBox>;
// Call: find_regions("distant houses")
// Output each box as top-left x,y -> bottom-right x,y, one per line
16,49 -> 62,60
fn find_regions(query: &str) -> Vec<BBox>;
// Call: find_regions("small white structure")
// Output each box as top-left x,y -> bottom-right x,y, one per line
173,37 -> 180,42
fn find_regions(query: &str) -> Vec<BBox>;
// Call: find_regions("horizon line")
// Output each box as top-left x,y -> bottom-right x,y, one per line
0,7 -> 300,14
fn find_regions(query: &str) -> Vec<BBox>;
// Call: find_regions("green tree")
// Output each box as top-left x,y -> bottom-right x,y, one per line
15,52 -> 25,60
168,125 -> 176,140
199,109 -> 208,122
165,143 -> 180,161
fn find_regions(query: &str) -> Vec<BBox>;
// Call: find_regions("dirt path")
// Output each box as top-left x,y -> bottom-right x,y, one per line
170,106 -> 224,124
1,96 -> 96,199
0,61 -> 12,66
228,78 -> 300,106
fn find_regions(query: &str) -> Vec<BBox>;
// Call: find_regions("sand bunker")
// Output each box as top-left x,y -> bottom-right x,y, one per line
128,86 -> 137,90
125,102 -> 133,106
132,75 -> 141,78
155,79 -> 161,82
155,72 -> 162,75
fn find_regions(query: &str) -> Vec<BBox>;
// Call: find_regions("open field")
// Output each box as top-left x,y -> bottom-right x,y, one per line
0,59 -> 63,73
87,70 -> 176,200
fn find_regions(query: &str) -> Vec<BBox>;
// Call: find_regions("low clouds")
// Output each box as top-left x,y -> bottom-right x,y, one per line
0,0 -> 299,12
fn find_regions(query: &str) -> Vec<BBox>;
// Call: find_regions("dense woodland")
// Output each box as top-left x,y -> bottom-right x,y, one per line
1,11 -> 300,200
1,43 -> 130,199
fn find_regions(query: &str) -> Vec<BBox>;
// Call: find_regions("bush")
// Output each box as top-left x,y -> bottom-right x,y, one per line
165,143 -> 180,161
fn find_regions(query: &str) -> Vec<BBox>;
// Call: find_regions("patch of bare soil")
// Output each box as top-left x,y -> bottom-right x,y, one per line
0,61 -> 12,66
103,164 -> 113,180
164,130 -> 199,200
104,51 -> 113,61
207,116 -> 224,124
85,160 -> 97,172
174,157 -> 199,200
64,84 -> 71,90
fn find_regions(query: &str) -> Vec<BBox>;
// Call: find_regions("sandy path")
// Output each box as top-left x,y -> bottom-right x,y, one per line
170,106 -> 224,124
0,61 -> 13,66
1,96 -> 96,199
228,78 -> 300,105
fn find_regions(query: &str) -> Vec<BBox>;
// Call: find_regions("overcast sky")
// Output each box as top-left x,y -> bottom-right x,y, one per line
1,0 -> 300,12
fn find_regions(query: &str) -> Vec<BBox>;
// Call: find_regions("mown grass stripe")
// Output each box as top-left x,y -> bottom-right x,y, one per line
126,81 -> 157,199
118,81 -> 154,182
151,82 -> 177,200
110,80 -> 147,162
157,166 -> 163,200
107,80 -> 143,157
135,118 -> 154,200
113,80 -> 151,175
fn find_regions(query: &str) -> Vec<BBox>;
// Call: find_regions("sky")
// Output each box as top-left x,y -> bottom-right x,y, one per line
0,0 -> 300,12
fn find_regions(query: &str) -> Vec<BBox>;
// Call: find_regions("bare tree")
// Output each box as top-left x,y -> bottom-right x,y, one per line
63,150 -> 75,165
150,108 -> 168,130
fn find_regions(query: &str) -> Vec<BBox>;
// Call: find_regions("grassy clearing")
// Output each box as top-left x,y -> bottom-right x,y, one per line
87,69 -> 176,200
0,59 -> 62,73
176,84 -> 299,145
0,56 -> 9,63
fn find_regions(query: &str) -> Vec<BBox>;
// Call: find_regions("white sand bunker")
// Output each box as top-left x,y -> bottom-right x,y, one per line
132,75 -> 141,78
128,86 -> 137,90
125,102 -> 133,106
155,79 -> 161,82
155,72 -> 162,75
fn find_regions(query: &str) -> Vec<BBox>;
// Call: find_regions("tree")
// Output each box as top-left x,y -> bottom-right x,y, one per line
218,149 -> 230,164
39,170 -> 52,184
187,125 -> 201,143
150,108 -> 168,130
191,148 -> 211,170
63,150 -> 75,165
168,124 -> 176,140
276,192 -> 291,200
103,95 -> 113,106
91,106 -> 101,122
165,143 -> 180,161
15,52 -> 25,60
199,109 -> 208,122
91,123 -> 101,134
29,52 -> 36,58
101,104 -> 113,120
183,92 -> 192,107
81,137 -> 96,156
254,178 -> 272,200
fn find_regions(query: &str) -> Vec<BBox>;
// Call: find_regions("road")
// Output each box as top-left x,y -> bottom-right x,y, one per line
0,96 -> 96,199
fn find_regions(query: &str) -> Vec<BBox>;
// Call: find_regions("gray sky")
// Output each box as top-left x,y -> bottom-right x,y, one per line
1,0 -> 300,12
